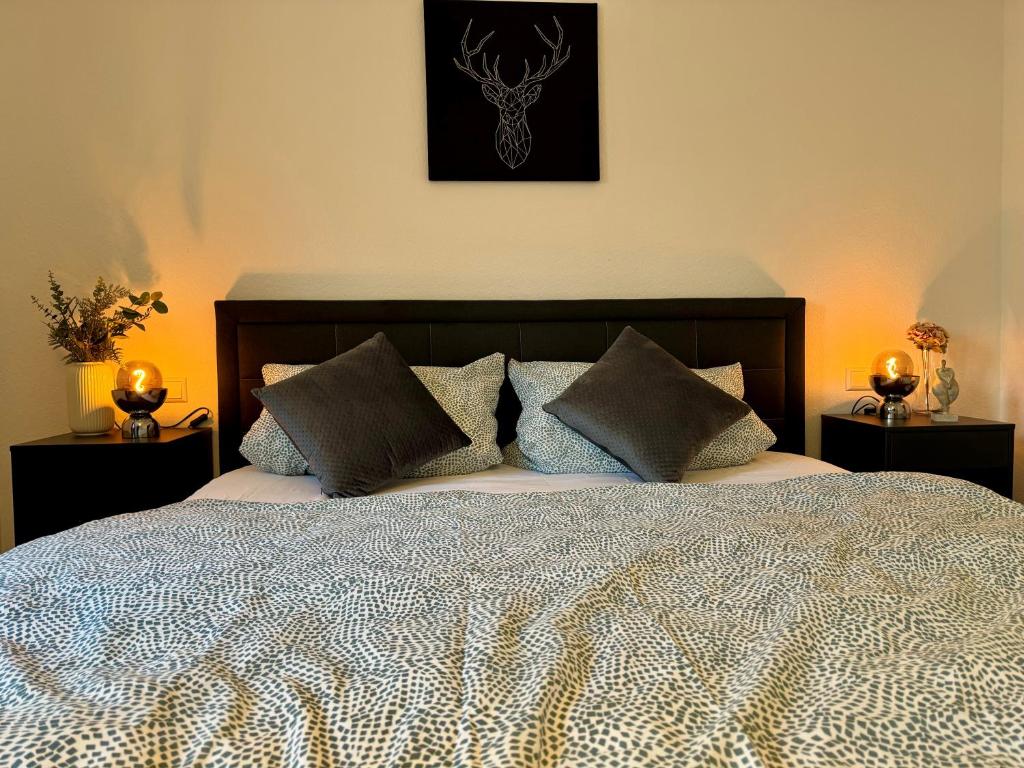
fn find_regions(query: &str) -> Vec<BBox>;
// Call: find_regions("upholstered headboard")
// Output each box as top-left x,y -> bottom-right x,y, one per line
214,298 -> 805,472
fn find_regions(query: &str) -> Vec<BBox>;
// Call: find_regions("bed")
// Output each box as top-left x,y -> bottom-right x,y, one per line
193,451 -> 845,503
1,298 -> 1022,767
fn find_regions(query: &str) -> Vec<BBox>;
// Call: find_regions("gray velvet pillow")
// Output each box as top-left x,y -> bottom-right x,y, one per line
241,354 -> 505,478
504,360 -> 774,474
542,326 -> 751,482
253,333 -> 470,497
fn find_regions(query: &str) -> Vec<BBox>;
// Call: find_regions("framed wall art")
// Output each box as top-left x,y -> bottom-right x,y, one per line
424,0 -> 599,181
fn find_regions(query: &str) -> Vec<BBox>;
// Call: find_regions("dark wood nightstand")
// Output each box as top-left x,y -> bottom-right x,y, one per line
821,414 -> 1014,497
10,428 -> 213,545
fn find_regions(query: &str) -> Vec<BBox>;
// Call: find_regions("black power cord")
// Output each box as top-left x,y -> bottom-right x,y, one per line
163,407 -> 213,429
851,395 -> 880,415
114,407 -> 212,432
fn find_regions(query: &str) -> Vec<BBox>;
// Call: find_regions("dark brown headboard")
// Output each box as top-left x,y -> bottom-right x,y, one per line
215,298 -> 805,472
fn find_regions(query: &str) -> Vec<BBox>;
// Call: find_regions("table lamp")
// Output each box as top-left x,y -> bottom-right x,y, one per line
112,360 -> 167,439
869,350 -> 920,421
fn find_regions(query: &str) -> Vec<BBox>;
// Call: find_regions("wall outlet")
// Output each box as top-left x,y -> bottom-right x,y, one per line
845,367 -> 871,391
164,378 -> 188,403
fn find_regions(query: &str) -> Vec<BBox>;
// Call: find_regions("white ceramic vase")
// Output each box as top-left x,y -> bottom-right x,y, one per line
66,362 -> 115,435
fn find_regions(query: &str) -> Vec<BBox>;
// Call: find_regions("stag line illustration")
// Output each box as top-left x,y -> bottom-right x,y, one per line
454,16 -> 571,169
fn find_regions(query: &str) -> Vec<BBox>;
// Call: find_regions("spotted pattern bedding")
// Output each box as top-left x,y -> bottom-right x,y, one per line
1,473 -> 1022,767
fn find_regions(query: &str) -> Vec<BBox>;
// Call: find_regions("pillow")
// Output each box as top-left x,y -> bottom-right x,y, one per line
240,353 -> 505,477
540,326 -> 751,482
504,357 -> 776,474
407,354 -> 505,477
240,365 -> 316,476
252,333 -> 470,497
689,411 -> 778,470
506,361 -> 621,474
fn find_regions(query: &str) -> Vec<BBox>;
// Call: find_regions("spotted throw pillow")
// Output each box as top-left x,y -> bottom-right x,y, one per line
240,353 -> 505,477
408,354 -> 505,478
504,359 -> 776,473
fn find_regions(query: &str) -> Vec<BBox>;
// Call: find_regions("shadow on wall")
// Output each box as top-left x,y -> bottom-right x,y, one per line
181,101 -> 206,237
20,193 -> 157,291
1002,208 -> 1024,502
179,22 -> 217,237
917,217 -> 1003,413
226,254 -> 785,301
104,206 -> 155,287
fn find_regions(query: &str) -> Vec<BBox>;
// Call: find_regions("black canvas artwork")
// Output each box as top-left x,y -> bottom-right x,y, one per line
424,0 -> 599,181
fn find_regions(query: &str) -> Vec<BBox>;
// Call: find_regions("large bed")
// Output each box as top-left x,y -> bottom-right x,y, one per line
1,299 -> 1022,767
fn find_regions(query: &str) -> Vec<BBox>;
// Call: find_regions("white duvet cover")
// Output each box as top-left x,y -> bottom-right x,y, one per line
191,451 -> 846,503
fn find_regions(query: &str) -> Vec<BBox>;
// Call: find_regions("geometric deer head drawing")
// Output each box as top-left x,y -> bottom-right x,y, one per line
453,17 -> 571,169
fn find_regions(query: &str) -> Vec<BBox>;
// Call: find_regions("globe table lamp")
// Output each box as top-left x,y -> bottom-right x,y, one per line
112,360 -> 167,439
869,350 -> 920,421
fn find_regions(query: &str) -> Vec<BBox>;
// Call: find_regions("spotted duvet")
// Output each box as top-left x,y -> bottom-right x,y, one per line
1,472 -> 1023,767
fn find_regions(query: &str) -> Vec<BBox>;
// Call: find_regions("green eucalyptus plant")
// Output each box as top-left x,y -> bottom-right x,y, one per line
31,271 -> 169,363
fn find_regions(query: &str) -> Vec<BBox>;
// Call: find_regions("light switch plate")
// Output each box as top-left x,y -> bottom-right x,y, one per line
165,378 -> 188,402
845,367 -> 871,391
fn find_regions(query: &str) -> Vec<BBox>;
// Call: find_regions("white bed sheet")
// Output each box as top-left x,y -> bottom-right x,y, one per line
191,451 -> 846,504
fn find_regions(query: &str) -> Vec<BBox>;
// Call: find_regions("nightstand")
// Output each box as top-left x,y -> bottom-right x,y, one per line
821,414 -> 1014,497
10,428 -> 213,545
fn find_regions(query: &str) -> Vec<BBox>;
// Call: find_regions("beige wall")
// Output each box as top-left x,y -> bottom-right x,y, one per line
0,0 -> 1010,550
1004,0 -> 1024,501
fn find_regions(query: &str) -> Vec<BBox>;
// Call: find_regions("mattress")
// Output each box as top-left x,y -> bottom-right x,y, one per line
190,451 -> 847,503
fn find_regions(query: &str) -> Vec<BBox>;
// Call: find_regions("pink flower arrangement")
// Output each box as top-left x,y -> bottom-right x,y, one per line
906,321 -> 949,353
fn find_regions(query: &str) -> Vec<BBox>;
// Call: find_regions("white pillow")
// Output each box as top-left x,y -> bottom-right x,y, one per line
503,360 -> 776,473
240,353 -> 506,478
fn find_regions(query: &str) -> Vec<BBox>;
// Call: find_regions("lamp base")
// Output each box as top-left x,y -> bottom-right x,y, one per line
878,396 -> 911,421
122,412 -> 161,440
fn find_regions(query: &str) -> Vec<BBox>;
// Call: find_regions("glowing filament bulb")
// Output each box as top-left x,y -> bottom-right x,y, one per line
885,356 -> 899,380
116,360 -> 162,395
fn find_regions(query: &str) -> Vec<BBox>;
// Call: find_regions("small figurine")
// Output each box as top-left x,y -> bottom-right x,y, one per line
930,359 -> 960,422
